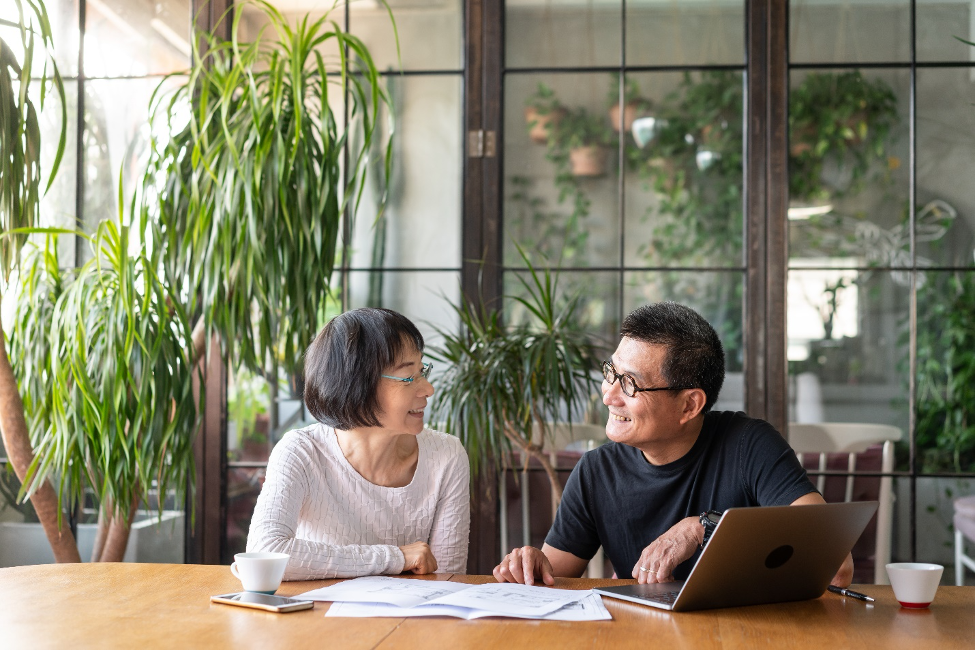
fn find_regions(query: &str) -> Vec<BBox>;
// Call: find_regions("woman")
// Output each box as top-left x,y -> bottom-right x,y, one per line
247,308 -> 470,579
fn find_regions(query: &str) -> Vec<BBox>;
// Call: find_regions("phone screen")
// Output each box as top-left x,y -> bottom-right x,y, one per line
211,592 -> 314,612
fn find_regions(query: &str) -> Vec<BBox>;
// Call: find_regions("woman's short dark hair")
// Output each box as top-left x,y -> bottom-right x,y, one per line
304,308 -> 424,430
620,302 -> 726,412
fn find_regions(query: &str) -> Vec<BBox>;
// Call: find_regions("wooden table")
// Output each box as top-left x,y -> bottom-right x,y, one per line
0,564 -> 972,649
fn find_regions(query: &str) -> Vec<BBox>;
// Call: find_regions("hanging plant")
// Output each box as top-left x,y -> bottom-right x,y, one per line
788,70 -> 897,202
525,82 -> 567,144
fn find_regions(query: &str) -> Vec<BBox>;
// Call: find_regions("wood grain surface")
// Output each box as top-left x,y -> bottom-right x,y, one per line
0,564 -> 972,649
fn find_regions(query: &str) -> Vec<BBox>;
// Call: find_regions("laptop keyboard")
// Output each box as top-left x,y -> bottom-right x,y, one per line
645,590 -> 681,605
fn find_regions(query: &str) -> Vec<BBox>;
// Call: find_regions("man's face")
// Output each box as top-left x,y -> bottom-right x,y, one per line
601,337 -> 690,453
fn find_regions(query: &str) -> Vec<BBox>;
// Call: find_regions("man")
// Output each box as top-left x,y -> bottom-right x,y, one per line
493,302 -> 854,587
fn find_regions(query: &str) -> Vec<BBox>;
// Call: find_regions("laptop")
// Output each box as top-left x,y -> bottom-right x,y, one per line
594,501 -> 878,612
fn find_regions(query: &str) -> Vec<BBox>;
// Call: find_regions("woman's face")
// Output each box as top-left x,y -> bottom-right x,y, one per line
373,346 -> 434,436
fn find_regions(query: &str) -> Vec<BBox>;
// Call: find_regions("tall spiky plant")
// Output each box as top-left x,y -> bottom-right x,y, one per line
0,0 -> 78,562
138,0 -> 397,381
429,248 -> 601,513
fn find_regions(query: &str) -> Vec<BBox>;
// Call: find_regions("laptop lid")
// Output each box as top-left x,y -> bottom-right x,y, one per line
594,501 -> 878,612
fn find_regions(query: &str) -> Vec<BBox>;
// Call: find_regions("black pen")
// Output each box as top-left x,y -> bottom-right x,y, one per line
828,585 -> 875,602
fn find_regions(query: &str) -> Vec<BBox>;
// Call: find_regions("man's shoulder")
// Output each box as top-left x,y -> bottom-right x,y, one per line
705,410 -> 781,439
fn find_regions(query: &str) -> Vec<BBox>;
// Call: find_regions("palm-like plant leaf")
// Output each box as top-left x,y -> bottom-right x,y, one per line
429,249 -> 601,494
11,222 -> 202,522
138,0 -> 395,378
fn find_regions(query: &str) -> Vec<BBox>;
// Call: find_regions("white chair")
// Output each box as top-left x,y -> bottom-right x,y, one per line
953,495 -> 975,585
788,422 -> 902,585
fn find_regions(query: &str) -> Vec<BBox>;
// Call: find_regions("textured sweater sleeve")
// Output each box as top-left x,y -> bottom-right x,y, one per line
427,436 -> 471,574
246,434 -> 406,580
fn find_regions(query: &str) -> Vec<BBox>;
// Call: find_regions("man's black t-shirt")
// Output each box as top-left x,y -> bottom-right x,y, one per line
544,411 -> 816,580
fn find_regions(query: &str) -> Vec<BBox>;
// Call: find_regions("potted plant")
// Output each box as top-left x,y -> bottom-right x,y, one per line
429,247 -> 601,514
8,223 -> 200,562
524,82 -> 567,144
0,0 -> 81,562
607,73 -> 652,134
228,369 -> 271,461
553,108 -> 615,177
139,0 -> 394,408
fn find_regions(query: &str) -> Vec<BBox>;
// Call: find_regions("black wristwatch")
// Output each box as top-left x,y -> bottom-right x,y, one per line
699,510 -> 723,547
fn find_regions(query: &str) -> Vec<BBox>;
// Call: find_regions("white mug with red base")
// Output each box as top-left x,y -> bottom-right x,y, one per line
885,562 -> 944,608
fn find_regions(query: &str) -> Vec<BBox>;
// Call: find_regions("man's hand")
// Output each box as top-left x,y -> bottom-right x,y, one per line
493,546 -> 556,586
631,516 -> 703,584
830,553 -> 855,588
399,541 -> 438,574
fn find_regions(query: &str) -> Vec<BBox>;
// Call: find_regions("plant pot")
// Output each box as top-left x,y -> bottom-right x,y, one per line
630,116 -> 667,148
525,106 -> 565,144
608,101 -> 641,133
569,146 -> 609,177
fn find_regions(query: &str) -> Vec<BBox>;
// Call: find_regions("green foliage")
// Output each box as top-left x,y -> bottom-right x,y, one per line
228,369 -> 269,445
606,73 -> 651,111
789,70 -> 897,202
553,107 -> 615,150
906,272 -> 975,473
9,222 -> 202,522
0,0 -> 66,283
138,0 -> 396,378
525,82 -> 563,115
428,248 -> 600,476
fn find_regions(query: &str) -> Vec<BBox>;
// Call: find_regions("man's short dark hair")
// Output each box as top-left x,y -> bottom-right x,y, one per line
620,302 -> 726,412
304,308 -> 425,430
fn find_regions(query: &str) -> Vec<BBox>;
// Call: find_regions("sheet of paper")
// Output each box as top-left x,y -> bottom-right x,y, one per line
424,582 -> 589,617
324,593 -> 612,621
297,576 -> 470,607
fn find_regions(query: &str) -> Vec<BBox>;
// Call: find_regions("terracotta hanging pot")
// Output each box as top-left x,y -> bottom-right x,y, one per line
608,101 -> 641,133
569,146 -> 609,177
525,106 -> 566,144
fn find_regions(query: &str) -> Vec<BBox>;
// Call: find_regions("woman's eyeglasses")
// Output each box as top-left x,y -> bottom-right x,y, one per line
381,362 -> 433,384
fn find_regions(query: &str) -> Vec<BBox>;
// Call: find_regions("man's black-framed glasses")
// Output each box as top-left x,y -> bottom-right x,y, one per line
601,360 -> 691,398
382,362 -> 433,384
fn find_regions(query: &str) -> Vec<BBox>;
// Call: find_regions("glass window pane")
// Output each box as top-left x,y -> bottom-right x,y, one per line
225,467 -> 265,564
350,75 -> 463,270
915,271 -> 974,475
790,0 -> 911,64
624,270 -> 744,372
623,70 -> 744,269
506,1 -> 621,69
85,0 -> 191,77
82,77 -> 174,251
917,0 -> 976,62
916,68 -> 975,267
788,69 -> 910,266
346,271 -> 460,350
351,0 -> 463,71
787,268 -> 909,433
32,80 -> 79,265
626,0 -> 745,67
900,477 -> 975,583
3,0 -> 81,77
504,73 -> 622,269
505,270 -> 621,355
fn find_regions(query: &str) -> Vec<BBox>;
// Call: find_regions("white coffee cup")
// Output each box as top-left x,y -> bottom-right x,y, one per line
230,552 -> 289,594
885,562 -> 944,609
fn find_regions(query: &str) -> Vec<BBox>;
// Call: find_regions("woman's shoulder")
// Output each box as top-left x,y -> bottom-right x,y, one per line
418,427 -> 466,456
418,428 -> 469,474
271,422 -> 336,462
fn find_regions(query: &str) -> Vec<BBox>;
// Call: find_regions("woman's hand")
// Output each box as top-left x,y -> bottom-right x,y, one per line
399,541 -> 438,574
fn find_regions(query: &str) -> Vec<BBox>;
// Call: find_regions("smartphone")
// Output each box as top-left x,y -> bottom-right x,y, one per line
211,592 -> 315,613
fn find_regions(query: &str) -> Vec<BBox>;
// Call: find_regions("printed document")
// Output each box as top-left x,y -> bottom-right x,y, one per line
297,576 -> 608,620
324,592 -> 612,621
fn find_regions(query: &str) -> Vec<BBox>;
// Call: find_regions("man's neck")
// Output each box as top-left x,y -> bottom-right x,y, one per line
639,416 -> 706,466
